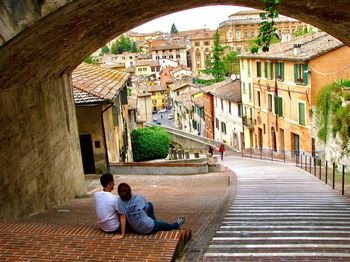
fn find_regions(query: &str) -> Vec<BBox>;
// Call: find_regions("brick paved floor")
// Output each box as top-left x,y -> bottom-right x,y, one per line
0,171 -> 234,261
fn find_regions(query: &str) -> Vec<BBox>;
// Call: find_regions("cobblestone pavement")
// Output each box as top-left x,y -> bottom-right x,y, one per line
205,156 -> 350,261
0,170 -> 235,261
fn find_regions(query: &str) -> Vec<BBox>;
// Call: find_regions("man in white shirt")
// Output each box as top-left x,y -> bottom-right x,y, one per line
94,173 -> 126,239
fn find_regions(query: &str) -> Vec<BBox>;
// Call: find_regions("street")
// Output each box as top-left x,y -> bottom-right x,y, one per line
152,109 -> 177,129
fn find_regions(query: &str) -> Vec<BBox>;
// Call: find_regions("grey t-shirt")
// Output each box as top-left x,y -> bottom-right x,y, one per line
118,195 -> 154,234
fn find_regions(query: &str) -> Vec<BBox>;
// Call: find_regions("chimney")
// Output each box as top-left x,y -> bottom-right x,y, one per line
293,42 -> 302,55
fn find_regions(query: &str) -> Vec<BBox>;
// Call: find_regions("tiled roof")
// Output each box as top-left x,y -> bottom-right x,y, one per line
193,96 -> 204,108
72,63 -> 129,104
170,81 -> 192,91
238,32 -> 344,61
201,78 -> 232,93
190,30 -> 215,40
139,83 -> 165,93
171,66 -> 192,74
203,79 -> 242,103
135,60 -> 160,67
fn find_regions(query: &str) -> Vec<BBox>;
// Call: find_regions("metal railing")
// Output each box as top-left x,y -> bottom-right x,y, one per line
239,148 -> 349,196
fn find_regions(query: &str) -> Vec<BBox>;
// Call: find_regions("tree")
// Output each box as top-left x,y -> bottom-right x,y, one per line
251,0 -> 280,53
223,50 -> 239,76
198,29 -> 226,85
131,126 -> 171,162
110,35 -> 138,54
99,45 -> 109,55
170,23 -> 178,34
84,57 -> 98,65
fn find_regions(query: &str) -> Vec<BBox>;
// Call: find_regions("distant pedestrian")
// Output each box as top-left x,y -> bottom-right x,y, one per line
219,144 -> 225,160
208,145 -> 214,155
117,183 -> 185,235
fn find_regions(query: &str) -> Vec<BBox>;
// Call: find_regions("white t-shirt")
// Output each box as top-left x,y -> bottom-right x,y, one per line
94,191 -> 120,232
118,195 -> 154,234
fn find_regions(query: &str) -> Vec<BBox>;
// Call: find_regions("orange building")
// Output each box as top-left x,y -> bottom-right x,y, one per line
219,10 -> 309,54
238,32 -> 350,157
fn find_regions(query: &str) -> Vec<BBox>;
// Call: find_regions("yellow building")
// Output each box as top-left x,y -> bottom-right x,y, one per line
219,10 -> 309,54
135,60 -> 152,78
238,32 -> 350,157
189,29 -> 215,76
73,63 -> 132,174
139,83 -> 166,112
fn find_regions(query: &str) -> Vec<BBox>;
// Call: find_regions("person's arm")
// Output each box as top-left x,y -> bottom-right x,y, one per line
112,214 -> 126,240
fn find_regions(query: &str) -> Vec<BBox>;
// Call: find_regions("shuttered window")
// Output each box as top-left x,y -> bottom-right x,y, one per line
298,102 -> 306,125
256,61 -> 261,77
294,64 -> 308,85
274,96 -> 283,117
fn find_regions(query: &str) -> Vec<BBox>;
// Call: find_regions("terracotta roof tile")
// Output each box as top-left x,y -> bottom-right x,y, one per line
193,96 -> 204,107
204,79 -> 242,103
72,63 -> 129,104
238,32 -> 344,61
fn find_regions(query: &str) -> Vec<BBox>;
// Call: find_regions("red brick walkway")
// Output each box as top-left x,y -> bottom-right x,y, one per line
0,222 -> 189,261
0,171 -> 232,261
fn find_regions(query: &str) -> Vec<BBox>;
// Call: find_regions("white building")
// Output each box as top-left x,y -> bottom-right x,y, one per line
212,80 -> 243,151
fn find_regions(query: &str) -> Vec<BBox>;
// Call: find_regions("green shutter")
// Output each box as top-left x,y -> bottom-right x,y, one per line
121,86 -> 128,105
281,63 -> 285,81
274,96 -> 278,115
299,103 -> 305,125
294,64 -> 298,83
275,62 -> 279,79
278,97 -> 283,117
257,62 -> 261,77
303,64 -> 308,85
264,62 -> 268,78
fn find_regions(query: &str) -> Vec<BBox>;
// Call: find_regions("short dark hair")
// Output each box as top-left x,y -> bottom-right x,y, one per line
100,173 -> 114,188
118,183 -> 132,201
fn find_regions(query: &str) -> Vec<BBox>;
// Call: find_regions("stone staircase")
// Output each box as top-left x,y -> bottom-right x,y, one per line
204,168 -> 350,261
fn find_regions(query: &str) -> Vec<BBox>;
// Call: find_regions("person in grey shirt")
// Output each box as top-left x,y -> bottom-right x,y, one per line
117,183 -> 185,235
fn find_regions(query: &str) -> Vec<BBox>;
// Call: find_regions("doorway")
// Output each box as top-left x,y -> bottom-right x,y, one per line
258,127 -> 263,149
79,134 -> 96,174
291,133 -> 300,155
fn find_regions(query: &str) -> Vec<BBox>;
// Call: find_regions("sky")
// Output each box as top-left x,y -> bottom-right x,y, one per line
132,5 -> 254,33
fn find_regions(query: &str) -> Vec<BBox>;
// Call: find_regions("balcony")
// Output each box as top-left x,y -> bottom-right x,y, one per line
242,116 -> 254,129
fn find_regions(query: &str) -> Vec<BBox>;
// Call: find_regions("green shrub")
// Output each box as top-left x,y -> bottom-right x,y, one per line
131,126 -> 171,162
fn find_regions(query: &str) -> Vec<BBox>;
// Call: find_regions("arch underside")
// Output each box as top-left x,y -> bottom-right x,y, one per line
0,0 -> 349,90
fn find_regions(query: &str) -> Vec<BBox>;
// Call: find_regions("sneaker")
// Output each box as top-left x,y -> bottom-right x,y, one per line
177,216 -> 185,226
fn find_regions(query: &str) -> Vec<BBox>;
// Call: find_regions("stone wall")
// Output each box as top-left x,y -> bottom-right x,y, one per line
0,75 -> 86,219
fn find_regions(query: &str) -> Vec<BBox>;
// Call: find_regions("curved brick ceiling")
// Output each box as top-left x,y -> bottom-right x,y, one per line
0,0 -> 349,90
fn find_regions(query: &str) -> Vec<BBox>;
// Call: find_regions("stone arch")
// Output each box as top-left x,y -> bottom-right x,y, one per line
0,0 -> 349,219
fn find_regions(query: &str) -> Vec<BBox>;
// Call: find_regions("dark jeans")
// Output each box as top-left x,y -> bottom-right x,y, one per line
146,202 -> 179,234
220,152 -> 224,160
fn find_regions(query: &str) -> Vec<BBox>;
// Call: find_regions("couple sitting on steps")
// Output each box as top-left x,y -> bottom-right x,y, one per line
94,173 -> 185,239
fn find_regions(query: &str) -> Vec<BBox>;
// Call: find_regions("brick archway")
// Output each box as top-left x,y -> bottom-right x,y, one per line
0,0 -> 349,219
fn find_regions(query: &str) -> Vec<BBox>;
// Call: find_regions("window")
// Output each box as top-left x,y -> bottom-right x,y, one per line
238,103 -> 242,117
176,91 -> 180,95
204,41 -> 209,45
241,59 -> 245,70
138,68 -> 142,72
268,94 -> 273,112
221,122 -> 227,135
215,118 -> 219,129
242,82 -> 246,94
228,31 -> 233,41
298,102 -> 306,125
276,62 -> 285,81
162,55 -> 166,58
294,64 -> 308,85
256,61 -> 261,77
244,31 -> 248,38
176,54 -> 180,59
248,83 -> 252,101
264,62 -> 273,79
275,96 -> 283,117
251,31 -> 255,38
237,47 -> 242,54
236,30 -> 241,41
169,55 -> 173,59
143,67 -> 147,71
221,98 -> 224,111
229,102 -> 232,114
257,90 -> 261,107
247,59 -> 251,76
195,42 -> 200,46
215,96 -> 218,108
